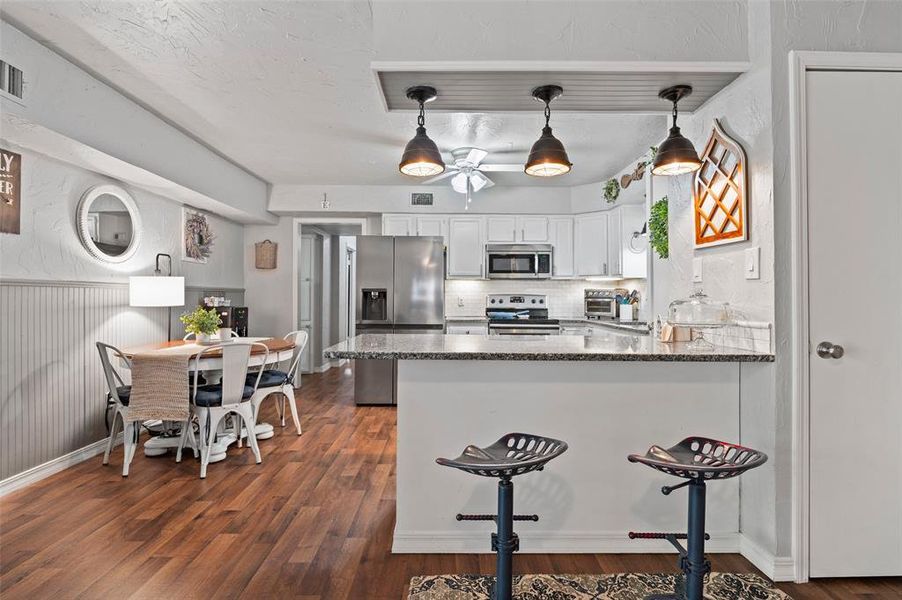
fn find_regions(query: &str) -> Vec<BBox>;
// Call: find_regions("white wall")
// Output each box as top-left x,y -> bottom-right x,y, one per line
0,146 -> 244,288
244,217 -> 296,338
766,0 -> 902,562
269,184 -> 572,215
0,20 -> 270,223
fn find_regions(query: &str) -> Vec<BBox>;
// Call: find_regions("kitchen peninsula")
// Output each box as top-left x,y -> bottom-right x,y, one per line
324,332 -> 773,554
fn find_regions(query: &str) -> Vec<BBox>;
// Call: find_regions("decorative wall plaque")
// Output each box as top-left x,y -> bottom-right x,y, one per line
693,119 -> 749,248
0,148 -> 21,234
182,207 -> 215,263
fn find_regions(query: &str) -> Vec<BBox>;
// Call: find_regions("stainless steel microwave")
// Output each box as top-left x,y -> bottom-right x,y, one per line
485,244 -> 553,279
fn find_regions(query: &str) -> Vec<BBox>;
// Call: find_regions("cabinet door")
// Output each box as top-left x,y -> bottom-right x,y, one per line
575,214 -> 609,276
517,216 -> 550,243
549,217 -> 574,277
485,216 -> 517,243
416,216 -> 445,239
383,215 -> 413,236
606,209 -> 623,277
447,217 -> 484,278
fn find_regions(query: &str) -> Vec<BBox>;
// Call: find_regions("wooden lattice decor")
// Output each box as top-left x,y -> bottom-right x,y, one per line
694,119 -> 749,248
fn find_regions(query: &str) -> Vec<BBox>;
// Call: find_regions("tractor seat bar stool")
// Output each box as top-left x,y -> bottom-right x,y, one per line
628,437 -> 767,600
437,433 -> 568,600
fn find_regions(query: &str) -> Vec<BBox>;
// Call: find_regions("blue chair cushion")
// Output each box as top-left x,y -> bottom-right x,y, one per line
114,385 -> 131,405
246,369 -> 289,388
193,384 -> 255,407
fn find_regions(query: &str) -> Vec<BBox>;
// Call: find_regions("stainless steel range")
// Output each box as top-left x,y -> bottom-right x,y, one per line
485,294 -> 560,336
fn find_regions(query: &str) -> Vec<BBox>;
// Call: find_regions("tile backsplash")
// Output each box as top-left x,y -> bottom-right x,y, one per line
445,279 -> 648,320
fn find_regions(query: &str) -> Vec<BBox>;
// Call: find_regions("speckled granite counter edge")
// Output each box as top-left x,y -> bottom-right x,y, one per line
323,349 -> 775,363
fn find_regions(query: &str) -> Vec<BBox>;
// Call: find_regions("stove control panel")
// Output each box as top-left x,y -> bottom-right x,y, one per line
487,294 -> 547,308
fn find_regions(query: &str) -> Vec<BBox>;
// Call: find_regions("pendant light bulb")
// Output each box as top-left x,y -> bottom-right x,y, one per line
652,85 -> 702,176
399,86 -> 445,177
525,85 -> 572,177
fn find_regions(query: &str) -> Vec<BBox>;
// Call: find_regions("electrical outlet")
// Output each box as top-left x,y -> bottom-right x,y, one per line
457,296 -> 465,307
692,257 -> 703,283
745,246 -> 760,280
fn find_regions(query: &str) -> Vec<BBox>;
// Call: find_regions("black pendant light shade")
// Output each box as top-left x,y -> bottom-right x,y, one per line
399,86 -> 445,177
525,85 -> 572,177
652,85 -> 702,176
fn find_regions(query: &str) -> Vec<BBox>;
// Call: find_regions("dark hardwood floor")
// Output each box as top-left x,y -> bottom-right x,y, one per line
1,367 -> 899,599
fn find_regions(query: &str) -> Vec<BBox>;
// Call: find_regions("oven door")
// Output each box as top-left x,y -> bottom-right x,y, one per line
585,298 -> 617,317
486,252 -> 538,278
488,323 -> 560,336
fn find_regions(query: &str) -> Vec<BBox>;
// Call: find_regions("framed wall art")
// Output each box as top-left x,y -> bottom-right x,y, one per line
182,206 -> 215,263
693,119 -> 749,248
1,148 -> 22,234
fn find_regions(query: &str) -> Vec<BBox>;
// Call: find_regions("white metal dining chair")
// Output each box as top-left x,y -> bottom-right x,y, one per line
247,330 -> 308,436
176,341 -> 267,478
96,342 -> 140,477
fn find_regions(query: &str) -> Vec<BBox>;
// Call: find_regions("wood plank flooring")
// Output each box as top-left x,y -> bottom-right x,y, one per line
1,366 -> 900,599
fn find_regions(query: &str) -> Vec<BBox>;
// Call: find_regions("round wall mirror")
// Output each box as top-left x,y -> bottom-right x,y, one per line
76,185 -> 142,263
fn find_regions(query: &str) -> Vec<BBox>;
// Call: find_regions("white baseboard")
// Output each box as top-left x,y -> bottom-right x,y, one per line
739,534 -> 795,582
393,530 -> 741,554
0,435 -> 120,497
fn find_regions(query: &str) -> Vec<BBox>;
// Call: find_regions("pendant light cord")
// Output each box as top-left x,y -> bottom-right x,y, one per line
671,100 -> 679,128
544,102 -> 551,127
418,101 -> 426,128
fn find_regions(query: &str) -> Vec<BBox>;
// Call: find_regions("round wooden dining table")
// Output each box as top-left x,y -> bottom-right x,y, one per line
120,337 -> 297,461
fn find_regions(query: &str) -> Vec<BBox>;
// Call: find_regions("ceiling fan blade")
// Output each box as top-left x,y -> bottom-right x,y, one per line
478,164 -> 523,172
421,169 -> 458,184
465,148 -> 488,166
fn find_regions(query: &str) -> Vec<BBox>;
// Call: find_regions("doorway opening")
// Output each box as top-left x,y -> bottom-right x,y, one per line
295,218 -> 367,374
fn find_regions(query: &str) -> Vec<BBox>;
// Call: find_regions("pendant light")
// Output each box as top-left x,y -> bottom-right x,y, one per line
399,86 -> 445,177
652,85 -> 702,176
524,85 -> 572,177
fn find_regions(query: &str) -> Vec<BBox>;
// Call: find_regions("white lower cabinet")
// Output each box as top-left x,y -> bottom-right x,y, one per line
575,213 -> 609,277
549,217 -> 574,277
447,217 -> 484,278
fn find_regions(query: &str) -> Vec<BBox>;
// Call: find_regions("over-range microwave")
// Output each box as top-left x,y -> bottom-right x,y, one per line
485,244 -> 553,279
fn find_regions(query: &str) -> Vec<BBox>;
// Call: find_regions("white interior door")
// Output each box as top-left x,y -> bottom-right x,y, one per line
298,234 -> 315,373
806,69 -> 902,577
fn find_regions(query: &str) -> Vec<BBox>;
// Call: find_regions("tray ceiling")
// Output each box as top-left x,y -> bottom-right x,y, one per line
375,63 -> 747,113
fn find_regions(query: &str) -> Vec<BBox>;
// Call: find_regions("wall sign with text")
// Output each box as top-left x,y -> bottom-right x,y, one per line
1,148 -> 21,235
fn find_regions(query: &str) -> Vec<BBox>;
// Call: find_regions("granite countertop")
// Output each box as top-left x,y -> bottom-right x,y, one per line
324,333 -> 774,363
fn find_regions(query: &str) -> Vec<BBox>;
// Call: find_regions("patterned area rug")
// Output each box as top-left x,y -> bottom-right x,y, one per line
408,572 -> 792,599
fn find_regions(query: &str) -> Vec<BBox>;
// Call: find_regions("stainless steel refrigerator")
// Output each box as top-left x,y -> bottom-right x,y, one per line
354,236 -> 444,405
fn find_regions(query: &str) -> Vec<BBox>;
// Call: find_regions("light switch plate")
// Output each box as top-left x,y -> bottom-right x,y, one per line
745,246 -> 760,280
457,296 -> 465,307
692,257 -> 703,283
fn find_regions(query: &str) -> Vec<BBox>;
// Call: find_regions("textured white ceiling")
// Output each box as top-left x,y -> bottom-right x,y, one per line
0,1 -> 748,187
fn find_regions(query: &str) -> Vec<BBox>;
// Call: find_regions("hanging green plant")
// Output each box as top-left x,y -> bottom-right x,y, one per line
649,196 -> 669,259
603,178 -> 620,203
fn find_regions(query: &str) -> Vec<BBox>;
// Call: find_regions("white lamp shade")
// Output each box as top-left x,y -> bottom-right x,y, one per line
129,276 -> 185,307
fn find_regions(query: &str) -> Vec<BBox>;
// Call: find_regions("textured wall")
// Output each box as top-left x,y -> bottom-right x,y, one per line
767,0 -> 902,560
0,146 -> 245,287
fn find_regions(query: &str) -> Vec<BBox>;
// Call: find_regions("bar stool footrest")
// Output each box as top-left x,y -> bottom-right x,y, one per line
457,513 -> 539,522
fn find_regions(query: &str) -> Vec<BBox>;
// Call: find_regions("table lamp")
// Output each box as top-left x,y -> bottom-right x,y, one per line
129,253 -> 185,340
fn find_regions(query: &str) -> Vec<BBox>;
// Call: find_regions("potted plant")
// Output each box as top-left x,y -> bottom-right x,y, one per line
648,196 -> 669,259
180,307 -> 222,345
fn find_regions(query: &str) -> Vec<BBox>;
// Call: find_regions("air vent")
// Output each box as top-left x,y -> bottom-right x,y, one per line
411,193 -> 433,206
0,60 -> 24,100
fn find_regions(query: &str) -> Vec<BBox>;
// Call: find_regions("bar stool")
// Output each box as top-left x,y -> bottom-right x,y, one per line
437,433 -> 568,600
628,437 -> 767,600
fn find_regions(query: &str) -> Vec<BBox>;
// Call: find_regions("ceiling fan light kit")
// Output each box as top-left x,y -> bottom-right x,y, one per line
399,86 -> 446,177
525,84 -> 572,177
652,84 -> 702,176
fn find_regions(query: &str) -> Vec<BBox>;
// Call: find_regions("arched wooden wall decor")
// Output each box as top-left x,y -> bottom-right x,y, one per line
694,118 -> 749,248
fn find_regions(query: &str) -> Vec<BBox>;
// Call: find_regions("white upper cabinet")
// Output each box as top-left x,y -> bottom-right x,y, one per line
416,216 -> 447,240
575,213 -> 609,276
447,217 -> 484,278
485,216 -> 518,243
517,216 -> 550,243
606,209 -> 623,277
383,215 -> 414,236
549,217 -> 574,277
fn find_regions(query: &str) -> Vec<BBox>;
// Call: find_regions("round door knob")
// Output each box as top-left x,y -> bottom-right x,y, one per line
816,341 -> 844,359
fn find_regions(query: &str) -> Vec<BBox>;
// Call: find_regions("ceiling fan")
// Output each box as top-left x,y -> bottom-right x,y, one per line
422,147 -> 521,206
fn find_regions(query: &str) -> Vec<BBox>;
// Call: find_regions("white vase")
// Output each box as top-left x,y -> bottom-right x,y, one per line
219,327 -> 233,341
196,332 -> 212,344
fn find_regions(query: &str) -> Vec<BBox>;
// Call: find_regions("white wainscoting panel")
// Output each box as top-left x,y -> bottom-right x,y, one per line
0,280 -> 242,482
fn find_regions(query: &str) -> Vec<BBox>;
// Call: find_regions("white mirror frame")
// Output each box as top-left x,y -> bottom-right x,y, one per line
76,184 -> 142,264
